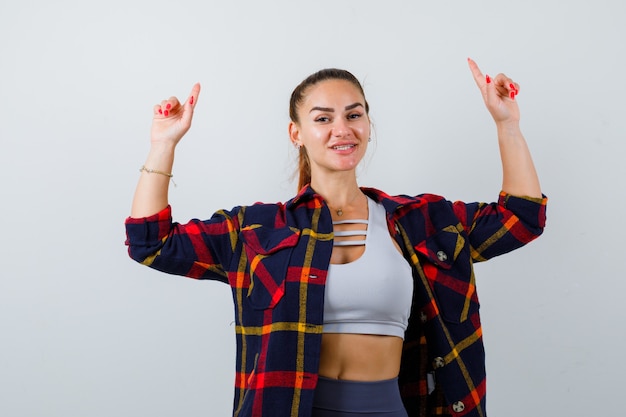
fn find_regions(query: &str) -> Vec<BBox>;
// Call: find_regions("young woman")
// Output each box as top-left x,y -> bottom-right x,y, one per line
125,59 -> 546,417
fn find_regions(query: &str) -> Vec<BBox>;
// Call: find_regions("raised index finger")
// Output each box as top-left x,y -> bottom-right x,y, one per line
188,82 -> 201,106
467,57 -> 486,90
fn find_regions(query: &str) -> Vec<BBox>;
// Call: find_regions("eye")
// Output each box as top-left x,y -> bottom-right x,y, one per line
315,116 -> 330,123
347,112 -> 362,120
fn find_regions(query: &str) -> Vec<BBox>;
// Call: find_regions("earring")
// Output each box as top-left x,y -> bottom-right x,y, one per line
368,137 -> 372,142
294,142 -> 301,150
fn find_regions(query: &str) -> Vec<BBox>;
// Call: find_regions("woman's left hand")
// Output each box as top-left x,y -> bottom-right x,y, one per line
468,58 -> 520,124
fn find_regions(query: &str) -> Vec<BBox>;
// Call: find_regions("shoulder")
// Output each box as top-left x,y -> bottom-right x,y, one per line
236,201 -> 288,224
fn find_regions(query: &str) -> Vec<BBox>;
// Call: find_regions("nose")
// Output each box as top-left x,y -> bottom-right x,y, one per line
331,118 -> 351,137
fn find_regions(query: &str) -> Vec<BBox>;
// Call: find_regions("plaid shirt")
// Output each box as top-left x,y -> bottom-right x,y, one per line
125,186 -> 547,417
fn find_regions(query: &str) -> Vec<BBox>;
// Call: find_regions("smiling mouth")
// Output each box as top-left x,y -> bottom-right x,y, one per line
332,144 -> 355,151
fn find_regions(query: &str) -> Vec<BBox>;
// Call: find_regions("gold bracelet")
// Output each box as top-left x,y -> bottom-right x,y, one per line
139,165 -> 177,187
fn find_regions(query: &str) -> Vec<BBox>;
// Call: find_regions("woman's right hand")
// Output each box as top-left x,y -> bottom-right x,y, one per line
150,83 -> 201,147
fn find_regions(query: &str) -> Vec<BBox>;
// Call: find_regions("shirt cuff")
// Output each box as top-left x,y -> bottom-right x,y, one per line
125,205 -> 173,247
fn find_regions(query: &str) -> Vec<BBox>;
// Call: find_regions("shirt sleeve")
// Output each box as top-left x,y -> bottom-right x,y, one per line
452,192 -> 548,262
124,205 -> 242,282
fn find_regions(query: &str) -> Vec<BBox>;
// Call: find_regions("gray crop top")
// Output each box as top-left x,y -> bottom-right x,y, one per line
323,197 -> 414,339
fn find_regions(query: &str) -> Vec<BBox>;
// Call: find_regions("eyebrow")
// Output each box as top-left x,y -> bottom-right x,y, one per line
309,102 -> 364,113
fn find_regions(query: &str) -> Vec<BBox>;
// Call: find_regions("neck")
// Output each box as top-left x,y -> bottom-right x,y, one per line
310,174 -> 364,214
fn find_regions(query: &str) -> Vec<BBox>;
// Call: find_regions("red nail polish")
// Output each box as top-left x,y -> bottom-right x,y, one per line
486,75 -> 491,84
158,109 -> 162,114
510,91 -> 515,100
166,103 -> 171,110
164,109 -> 169,116
510,83 -> 515,90
190,96 -> 194,105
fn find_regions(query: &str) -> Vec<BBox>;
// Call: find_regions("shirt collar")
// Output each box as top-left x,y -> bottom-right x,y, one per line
287,184 -> 422,214
361,187 -> 423,214
286,184 -> 321,210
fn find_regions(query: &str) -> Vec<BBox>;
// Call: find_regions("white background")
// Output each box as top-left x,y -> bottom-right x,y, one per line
1,1 -> 624,416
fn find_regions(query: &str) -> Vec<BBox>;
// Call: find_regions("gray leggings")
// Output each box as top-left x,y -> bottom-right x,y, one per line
312,376 -> 408,417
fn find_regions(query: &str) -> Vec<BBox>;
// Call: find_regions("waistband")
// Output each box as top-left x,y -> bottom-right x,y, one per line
313,376 -> 406,413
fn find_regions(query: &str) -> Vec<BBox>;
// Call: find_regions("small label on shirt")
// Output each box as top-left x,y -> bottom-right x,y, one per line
427,372 -> 436,395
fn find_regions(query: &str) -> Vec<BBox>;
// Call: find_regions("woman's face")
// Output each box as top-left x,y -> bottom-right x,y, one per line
289,79 -> 371,179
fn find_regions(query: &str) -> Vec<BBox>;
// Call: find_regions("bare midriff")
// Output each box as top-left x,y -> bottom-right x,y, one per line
318,333 -> 404,381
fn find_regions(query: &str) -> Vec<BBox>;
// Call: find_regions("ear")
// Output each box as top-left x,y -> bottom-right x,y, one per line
288,121 -> 301,146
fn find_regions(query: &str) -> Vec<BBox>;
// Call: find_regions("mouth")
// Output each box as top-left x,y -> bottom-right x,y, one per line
331,144 -> 356,151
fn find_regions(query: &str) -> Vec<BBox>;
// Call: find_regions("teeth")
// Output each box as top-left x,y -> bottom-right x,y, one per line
333,145 -> 354,150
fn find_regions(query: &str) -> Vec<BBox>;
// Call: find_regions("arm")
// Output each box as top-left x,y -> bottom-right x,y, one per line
125,205 -> 240,282
130,83 -> 201,218
453,194 -> 547,262
467,58 -> 542,198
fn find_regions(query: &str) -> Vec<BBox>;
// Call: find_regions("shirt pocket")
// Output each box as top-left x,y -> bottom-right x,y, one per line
414,225 -> 477,323
240,226 -> 300,310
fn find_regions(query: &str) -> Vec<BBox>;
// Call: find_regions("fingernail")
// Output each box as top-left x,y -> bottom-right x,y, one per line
166,103 -> 171,110
158,109 -> 162,114
190,96 -> 194,105
510,83 -> 516,90
164,109 -> 169,116
486,75 -> 491,84
510,91 -> 515,100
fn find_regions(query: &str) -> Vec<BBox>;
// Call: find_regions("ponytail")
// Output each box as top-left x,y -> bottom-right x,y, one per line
297,147 -> 311,191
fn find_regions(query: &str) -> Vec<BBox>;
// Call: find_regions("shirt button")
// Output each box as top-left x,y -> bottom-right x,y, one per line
436,250 -> 448,262
452,401 -> 465,412
420,311 -> 428,323
433,357 -> 445,369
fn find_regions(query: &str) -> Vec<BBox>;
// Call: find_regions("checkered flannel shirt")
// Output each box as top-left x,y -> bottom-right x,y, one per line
125,185 -> 547,417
